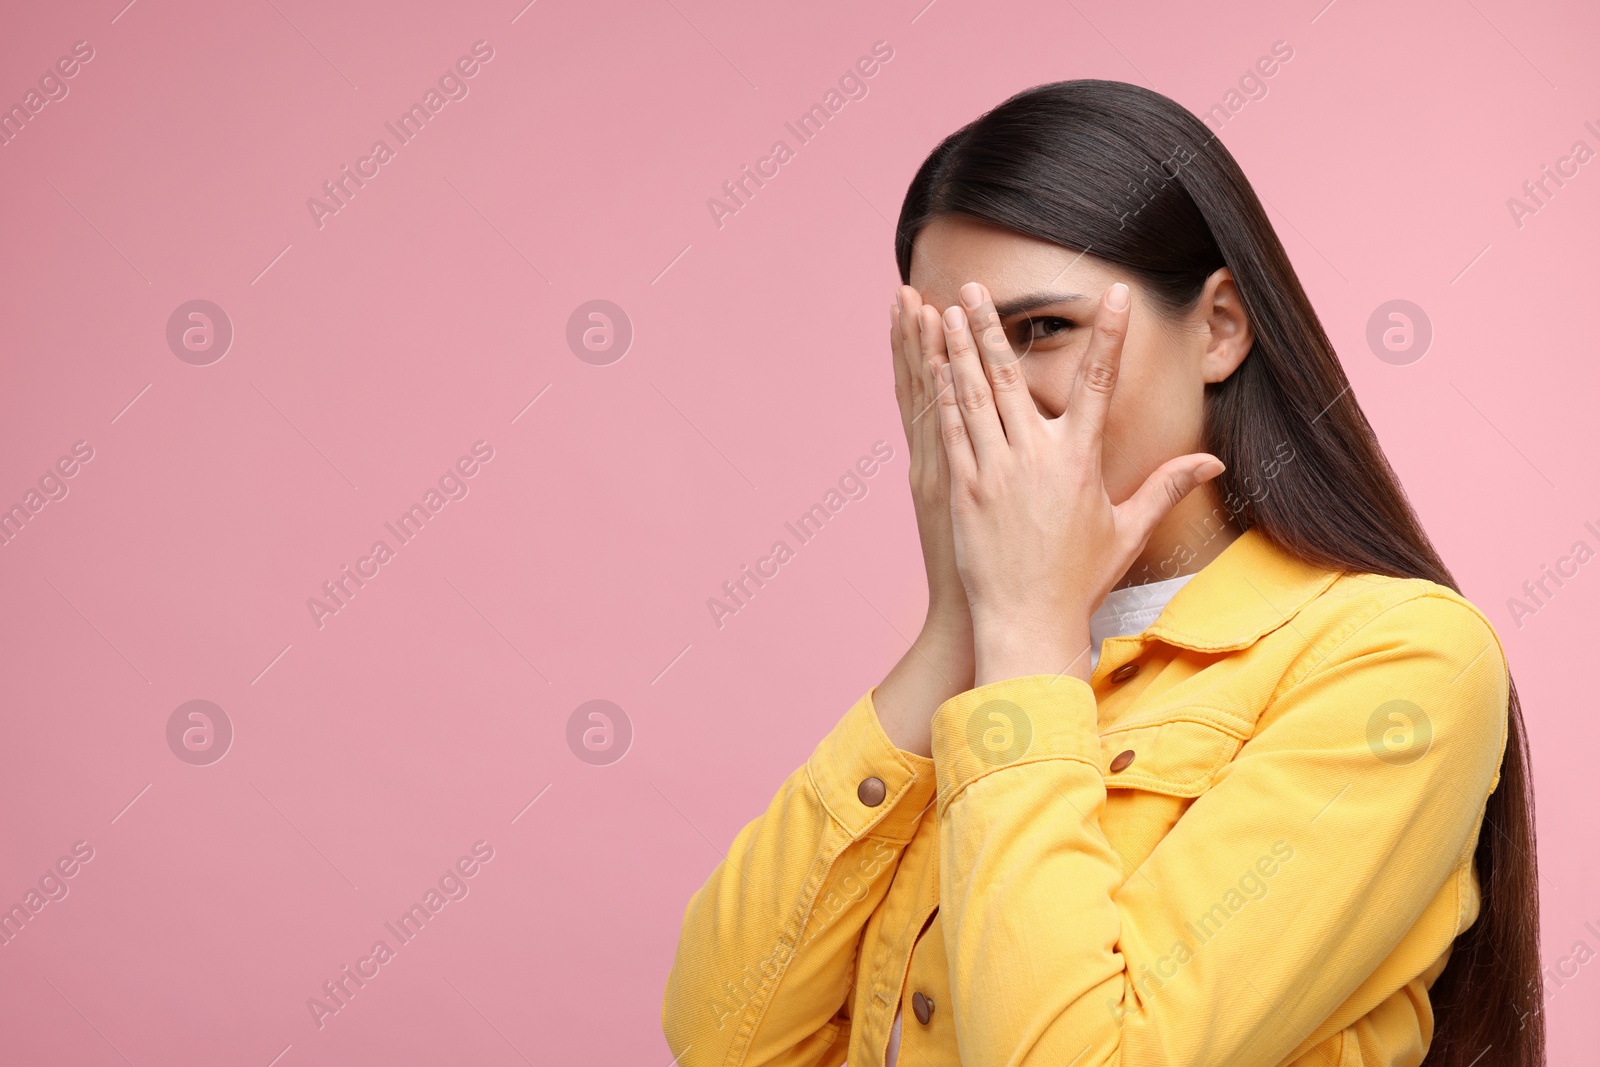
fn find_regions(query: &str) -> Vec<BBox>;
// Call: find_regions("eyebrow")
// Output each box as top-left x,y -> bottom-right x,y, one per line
992,291 -> 1090,317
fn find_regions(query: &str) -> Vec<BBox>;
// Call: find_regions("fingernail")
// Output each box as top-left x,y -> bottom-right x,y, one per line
943,305 -> 965,330
960,282 -> 983,309
1107,282 -> 1130,311
893,285 -> 903,310
939,362 -> 952,385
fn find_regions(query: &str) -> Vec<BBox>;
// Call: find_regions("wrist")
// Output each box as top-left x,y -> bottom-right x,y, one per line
971,614 -> 1092,688
921,601 -> 974,644
873,613 -> 976,760
912,617 -> 976,693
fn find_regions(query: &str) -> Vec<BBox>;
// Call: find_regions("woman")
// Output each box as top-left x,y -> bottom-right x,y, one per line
661,80 -> 1542,1067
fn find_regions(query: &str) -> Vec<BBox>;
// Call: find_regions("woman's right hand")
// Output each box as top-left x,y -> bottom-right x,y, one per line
892,285 -> 971,632
872,285 -> 977,758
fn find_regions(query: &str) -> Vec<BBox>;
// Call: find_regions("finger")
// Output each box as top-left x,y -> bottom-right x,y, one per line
915,303 -> 945,470
890,298 -> 913,429
1118,453 -> 1226,546
895,286 -> 928,424
926,355 -> 952,492
928,328 -> 978,486
961,281 -> 1036,443
1068,281 -> 1132,466
941,300 -> 1007,465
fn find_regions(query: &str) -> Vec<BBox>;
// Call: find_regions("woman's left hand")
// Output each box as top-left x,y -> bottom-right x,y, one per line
930,279 -> 1225,687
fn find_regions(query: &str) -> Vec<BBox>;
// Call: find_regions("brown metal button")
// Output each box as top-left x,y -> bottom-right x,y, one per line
1110,662 -> 1140,683
857,777 -> 886,807
912,990 -> 935,1025
1109,749 -> 1136,773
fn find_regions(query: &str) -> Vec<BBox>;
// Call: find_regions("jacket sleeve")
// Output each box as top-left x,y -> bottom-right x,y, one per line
929,592 -> 1510,1067
662,685 -> 938,1067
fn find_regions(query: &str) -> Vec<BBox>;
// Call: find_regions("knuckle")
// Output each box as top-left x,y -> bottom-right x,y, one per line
1083,361 -> 1118,394
987,360 -> 1026,391
1097,317 -> 1127,343
958,385 -> 992,413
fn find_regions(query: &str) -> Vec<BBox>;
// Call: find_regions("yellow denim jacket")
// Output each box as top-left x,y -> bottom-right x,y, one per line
662,526 -> 1510,1067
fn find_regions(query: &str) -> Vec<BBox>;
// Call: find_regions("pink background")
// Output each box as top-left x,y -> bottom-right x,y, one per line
1,0 -> 1596,1062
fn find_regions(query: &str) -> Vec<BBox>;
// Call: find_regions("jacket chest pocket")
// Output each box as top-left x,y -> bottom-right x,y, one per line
1097,715 -> 1249,872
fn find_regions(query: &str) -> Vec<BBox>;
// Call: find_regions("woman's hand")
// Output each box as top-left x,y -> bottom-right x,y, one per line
892,286 -> 971,635
870,286 -> 977,758
933,280 -> 1225,687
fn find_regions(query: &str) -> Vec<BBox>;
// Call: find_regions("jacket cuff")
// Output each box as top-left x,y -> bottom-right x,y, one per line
930,674 -> 1101,815
806,686 -> 937,842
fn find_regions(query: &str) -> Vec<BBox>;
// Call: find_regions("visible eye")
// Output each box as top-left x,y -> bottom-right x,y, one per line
1011,316 -> 1076,349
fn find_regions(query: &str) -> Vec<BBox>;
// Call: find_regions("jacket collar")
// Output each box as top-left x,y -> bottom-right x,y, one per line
1139,525 -> 1343,653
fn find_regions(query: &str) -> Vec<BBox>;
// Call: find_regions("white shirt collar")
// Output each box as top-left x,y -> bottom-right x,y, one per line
1090,572 -> 1198,669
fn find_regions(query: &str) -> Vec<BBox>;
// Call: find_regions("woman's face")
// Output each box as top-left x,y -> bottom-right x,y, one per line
907,214 -> 1253,510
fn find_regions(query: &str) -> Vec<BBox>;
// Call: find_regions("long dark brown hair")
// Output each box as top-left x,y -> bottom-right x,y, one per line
893,79 -> 1542,1066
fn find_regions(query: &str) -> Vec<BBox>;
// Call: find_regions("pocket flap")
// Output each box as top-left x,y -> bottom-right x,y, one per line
1099,717 -> 1243,797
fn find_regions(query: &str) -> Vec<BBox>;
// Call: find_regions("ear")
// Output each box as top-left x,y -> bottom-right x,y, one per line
1198,268 -> 1253,384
